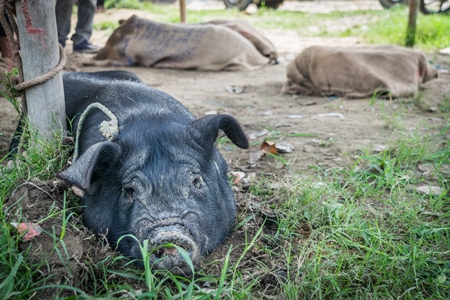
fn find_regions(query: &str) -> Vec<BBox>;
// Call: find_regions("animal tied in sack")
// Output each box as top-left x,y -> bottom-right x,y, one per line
95,15 -> 277,71
282,45 -> 438,99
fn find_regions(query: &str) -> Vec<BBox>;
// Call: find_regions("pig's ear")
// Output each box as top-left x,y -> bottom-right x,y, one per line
193,115 -> 249,149
58,141 -> 122,192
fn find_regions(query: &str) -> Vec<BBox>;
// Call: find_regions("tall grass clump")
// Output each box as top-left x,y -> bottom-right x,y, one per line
104,0 -> 143,10
252,118 -> 450,298
0,73 -> 75,299
333,6 -> 450,50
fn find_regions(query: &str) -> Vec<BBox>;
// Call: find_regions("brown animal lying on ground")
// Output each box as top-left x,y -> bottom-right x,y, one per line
282,45 -> 438,99
94,15 -> 277,71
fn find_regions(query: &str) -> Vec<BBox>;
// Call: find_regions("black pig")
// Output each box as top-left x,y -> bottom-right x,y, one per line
58,71 -> 249,275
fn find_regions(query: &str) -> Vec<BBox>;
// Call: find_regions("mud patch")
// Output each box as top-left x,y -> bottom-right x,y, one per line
5,179 -> 118,298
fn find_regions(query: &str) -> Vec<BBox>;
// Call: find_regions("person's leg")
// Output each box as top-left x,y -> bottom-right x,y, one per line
55,0 -> 75,47
97,0 -> 105,13
0,13 -> 12,58
0,36 -> 10,58
71,0 -> 96,46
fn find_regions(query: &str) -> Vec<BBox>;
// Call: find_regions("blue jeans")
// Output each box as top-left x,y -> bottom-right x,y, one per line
55,0 -> 96,47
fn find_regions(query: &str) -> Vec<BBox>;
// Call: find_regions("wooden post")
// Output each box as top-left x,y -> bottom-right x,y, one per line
15,0 -> 66,143
406,0 -> 418,47
180,0 -> 186,23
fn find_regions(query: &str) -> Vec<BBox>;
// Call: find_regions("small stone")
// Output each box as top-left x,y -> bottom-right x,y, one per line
418,164 -> 435,175
226,85 -> 244,94
311,182 -> 326,189
276,142 -> 294,153
288,115 -> 304,119
318,113 -> 345,118
372,144 -> 387,153
241,172 -> 256,185
258,111 -> 273,115
249,149 -> 263,164
416,186 -> 442,195
249,129 -> 269,140
439,47 -> 450,55
72,186 -> 85,198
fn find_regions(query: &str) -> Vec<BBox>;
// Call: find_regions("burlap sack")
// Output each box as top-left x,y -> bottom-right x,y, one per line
282,45 -> 438,99
95,15 -> 274,71
204,19 -> 277,62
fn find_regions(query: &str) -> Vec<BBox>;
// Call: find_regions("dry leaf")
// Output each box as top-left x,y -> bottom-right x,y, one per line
261,141 -> 278,155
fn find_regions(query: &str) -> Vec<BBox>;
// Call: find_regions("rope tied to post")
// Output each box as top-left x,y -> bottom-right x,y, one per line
13,44 -> 66,92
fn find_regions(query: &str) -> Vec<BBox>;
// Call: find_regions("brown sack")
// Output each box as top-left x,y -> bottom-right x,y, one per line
282,45 -> 438,99
95,15 -> 273,71
204,19 -> 278,62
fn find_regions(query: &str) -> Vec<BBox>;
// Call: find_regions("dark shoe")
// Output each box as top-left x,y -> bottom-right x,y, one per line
96,5 -> 106,13
73,40 -> 101,53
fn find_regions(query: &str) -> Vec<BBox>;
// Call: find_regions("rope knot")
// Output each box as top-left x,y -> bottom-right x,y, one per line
99,119 -> 119,141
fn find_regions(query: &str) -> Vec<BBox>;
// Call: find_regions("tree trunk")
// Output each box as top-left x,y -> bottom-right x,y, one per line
15,0 -> 66,143
406,0 -> 418,47
180,0 -> 186,23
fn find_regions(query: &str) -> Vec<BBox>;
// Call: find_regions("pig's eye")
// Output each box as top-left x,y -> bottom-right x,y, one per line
192,176 -> 203,189
122,187 -> 135,204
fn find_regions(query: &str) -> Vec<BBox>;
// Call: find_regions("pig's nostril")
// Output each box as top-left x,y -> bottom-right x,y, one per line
154,246 -> 178,259
162,247 -> 178,256
155,248 -> 164,258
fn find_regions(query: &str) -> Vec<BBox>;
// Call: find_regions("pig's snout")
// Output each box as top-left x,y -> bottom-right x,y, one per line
149,225 -> 200,275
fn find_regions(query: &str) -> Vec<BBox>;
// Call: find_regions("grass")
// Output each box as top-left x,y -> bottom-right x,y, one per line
324,6 -> 450,51
266,121 -> 450,298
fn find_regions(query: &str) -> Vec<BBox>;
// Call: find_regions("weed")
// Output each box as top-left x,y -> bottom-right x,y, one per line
333,6 -> 450,50
439,94 -> 450,113
286,132 -> 316,138
104,0 -> 142,10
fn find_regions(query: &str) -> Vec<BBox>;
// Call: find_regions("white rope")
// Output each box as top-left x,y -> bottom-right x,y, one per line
72,102 -> 119,162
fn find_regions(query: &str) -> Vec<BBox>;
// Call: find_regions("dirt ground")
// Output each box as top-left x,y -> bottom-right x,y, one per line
1,1 -> 450,296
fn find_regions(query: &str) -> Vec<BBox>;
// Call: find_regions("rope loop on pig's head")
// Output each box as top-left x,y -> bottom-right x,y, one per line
72,102 -> 119,163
